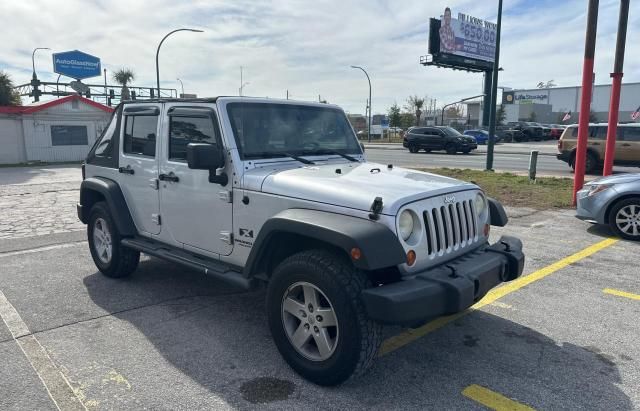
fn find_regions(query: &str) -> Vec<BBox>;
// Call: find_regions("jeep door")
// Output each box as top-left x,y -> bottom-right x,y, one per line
118,105 -> 161,235
158,104 -> 233,256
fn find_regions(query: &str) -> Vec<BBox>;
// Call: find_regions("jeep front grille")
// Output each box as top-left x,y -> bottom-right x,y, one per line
423,199 -> 478,257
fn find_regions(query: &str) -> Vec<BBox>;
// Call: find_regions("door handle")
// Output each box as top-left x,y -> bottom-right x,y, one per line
590,142 -> 600,146
118,165 -> 135,175
622,143 -> 631,147
159,172 -> 180,183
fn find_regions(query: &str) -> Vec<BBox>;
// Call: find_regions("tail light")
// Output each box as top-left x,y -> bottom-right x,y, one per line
557,140 -> 563,151
81,163 -> 86,180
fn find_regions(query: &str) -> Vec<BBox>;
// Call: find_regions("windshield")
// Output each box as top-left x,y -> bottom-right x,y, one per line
442,127 -> 463,137
226,102 -> 362,159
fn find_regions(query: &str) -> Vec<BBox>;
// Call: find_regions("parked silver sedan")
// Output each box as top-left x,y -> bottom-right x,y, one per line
576,173 -> 640,240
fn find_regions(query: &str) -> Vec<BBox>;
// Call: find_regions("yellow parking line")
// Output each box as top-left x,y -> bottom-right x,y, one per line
603,288 -> 640,301
379,237 -> 618,356
462,384 -> 535,411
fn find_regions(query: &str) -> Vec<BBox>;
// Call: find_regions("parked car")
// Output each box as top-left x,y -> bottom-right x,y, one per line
532,123 -> 552,140
546,124 -> 565,139
576,173 -> 640,240
463,129 -> 502,145
507,121 -> 544,141
557,123 -> 640,174
497,126 -> 527,143
403,126 -> 478,154
77,97 -> 524,386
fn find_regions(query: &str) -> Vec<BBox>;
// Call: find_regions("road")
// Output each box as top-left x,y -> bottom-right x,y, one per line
0,164 -> 639,409
365,143 -> 638,177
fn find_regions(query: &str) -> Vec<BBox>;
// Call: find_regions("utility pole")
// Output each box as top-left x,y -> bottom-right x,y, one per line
351,66 -> 372,142
31,47 -> 50,103
603,0 -> 629,177
485,0 -> 503,171
103,69 -> 108,105
572,0 -> 599,205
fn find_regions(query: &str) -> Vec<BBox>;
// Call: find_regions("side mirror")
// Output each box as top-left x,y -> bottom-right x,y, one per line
186,143 -> 228,186
187,143 -> 224,170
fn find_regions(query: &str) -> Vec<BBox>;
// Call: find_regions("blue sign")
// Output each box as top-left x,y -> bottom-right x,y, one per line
52,50 -> 101,80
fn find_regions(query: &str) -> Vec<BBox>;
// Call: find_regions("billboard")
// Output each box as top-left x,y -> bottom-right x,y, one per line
52,50 -> 101,80
428,7 -> 497,72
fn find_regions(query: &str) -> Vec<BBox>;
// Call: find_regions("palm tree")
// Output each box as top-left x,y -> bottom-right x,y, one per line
113,68 -> 135,101
0,71 -> 21,106
405,95 -> 426,126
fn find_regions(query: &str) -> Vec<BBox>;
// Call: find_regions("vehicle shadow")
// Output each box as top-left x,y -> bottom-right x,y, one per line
83,258 -> 633,409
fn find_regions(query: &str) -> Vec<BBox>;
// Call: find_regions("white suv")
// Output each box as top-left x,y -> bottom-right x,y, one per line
78,97 -> 524,385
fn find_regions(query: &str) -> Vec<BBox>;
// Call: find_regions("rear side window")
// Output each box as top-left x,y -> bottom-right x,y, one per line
169,115 -> 220,161
622,127 -> 640,142
94,112 -> 118,157
123,115 -> 158,157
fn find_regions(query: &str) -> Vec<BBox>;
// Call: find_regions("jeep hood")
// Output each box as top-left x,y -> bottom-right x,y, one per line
245,162 -> 477,215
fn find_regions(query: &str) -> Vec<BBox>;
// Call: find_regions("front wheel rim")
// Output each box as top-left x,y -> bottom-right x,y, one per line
93,218 -> 113,263
615,204 -> 640,237
281,281 -> 339,361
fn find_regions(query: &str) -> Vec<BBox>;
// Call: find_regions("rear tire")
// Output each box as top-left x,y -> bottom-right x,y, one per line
88,202 -> 140,278
266,249 -> 382,386
608,198 -> 640,241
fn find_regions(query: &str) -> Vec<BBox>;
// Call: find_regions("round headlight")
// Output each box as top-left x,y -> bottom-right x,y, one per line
398,210 -> 415,241
474,192 -> 487,217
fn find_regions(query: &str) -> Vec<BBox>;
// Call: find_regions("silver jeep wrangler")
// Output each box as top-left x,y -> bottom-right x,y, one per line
78,97 -> 524,385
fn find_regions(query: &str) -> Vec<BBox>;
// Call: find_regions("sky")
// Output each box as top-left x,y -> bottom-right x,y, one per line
1,0 -> 638,115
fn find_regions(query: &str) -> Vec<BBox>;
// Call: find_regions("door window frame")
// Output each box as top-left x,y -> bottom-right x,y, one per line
166,106 -> 223,165
121,105 -> 161,159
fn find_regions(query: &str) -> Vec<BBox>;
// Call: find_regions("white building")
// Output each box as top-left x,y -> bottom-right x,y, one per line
0,95 -> 113,164
466,82 -> 640,127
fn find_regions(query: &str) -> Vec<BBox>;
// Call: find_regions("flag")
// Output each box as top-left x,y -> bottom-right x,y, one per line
632,105 -> 640,121
562,111 -> 572,122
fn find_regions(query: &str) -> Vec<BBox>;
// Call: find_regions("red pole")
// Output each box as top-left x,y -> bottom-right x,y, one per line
573,0 -> 599,206
603,0 -> 630,176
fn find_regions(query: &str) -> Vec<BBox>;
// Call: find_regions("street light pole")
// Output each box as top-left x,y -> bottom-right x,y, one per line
486,0 -> 503,171
351,65 -> 372,143
441,94 -> 486,126
176,78 -> 184,96
31,47 -> 50,103
32,47 -> 50,80
156,28 -> 203,99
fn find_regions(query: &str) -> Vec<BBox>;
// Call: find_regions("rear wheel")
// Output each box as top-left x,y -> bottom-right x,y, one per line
267,249 -> 381,386
88,202 -> 140,278
609,198 -> 640,241
571,152 -> 599,174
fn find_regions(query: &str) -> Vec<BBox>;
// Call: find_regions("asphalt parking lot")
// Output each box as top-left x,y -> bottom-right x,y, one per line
1,165 -> 639,410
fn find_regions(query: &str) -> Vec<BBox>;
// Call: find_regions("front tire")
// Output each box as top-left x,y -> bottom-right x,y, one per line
408,144 -> 418,153
267,250 -> 382,386
445,143 -> 457,154
609,198 -> 640,241
88,202 -> 140,278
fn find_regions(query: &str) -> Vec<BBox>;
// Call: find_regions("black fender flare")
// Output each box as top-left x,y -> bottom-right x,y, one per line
243,209 -> 407,275
488,197 -> 509,227
79,177 -> 137,237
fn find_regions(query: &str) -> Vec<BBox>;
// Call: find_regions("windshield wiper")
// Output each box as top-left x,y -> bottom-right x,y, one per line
244,151 -> 315,165
301,149 -> 359,162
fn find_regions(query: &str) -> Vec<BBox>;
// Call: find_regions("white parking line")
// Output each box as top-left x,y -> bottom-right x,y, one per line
0,289 -> 86,410
0,242 -> 85,258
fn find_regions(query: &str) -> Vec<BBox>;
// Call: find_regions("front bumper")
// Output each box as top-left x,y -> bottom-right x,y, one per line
361,236 -> 525,326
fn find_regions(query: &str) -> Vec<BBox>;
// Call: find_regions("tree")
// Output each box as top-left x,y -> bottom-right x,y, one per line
113,68 -> 135,100
589,109 -> 598,123
528,111 -> 537,122
404,95 -> 426,126
496,104 -> 506,126
445,104 -> 463,119
0,71 -> 21,106
399,112 -> 415,129
388,103 -> 401,128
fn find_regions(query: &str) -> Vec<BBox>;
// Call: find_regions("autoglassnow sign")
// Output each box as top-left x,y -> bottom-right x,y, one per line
52,50 -> 101,80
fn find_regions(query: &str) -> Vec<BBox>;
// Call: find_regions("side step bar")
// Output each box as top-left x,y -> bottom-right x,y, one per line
121,237 -> 255,290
